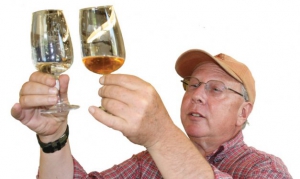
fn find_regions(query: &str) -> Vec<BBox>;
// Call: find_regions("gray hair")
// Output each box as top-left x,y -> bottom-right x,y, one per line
241,84 -> 249,129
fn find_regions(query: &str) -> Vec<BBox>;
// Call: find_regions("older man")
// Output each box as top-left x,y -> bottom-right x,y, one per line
11,49 -> 292,178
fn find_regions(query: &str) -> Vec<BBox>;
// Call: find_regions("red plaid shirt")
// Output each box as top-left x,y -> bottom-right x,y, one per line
71,132 -> 292,178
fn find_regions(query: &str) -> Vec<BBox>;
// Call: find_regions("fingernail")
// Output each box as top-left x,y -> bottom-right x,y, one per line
49,87 -> 58,94
88,106 -> 95,114
99,76 -> 104,84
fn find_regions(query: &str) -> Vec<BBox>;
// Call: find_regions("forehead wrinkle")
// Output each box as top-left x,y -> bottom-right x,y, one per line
192,62 -> 230,80
192,62 -> 241,86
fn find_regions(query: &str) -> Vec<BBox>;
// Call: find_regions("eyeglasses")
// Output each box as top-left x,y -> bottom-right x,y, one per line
181,76 -> 244,99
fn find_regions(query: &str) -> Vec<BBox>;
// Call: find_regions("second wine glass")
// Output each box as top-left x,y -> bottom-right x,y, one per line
79,5 -> 125,111
79,5 -> 126,75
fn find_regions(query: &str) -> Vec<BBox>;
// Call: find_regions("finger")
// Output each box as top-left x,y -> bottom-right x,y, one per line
19,80 -> 59,107
11,103 -> 23,121
10,103 -> 36,126
20,81 -> 58,96
100,81 -> 155,113
100,74 -> 148,91
88,106 -> 127,132
19,94 -> 58,108
58,74 -> 70,102
99,84 -> 137,105
58,74 -> 69,93
10,103 -> 34,125
101,97 -> 130,118
29,71 -> 56,87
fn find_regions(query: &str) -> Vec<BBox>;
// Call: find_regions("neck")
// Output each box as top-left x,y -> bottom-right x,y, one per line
190,130 -> 241,156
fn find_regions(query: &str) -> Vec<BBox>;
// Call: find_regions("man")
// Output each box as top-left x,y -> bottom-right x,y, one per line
11,49 -> 292,178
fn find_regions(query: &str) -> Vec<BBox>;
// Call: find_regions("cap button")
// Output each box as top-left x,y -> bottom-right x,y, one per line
216,53 -> 225,60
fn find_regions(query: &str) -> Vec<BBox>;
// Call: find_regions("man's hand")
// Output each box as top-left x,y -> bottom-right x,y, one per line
88,74 -> 174,148
11,71 -> 70,142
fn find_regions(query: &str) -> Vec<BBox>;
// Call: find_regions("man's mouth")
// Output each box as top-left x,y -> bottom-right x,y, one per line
190,113 -> 203,117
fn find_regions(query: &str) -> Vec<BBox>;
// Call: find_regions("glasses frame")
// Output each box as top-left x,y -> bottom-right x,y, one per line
181,76 -> 244,98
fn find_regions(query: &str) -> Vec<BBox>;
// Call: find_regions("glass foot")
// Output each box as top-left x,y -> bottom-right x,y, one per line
40,103 -> 80,114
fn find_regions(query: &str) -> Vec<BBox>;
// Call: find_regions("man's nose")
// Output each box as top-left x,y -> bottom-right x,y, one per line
191,83 -> 207,104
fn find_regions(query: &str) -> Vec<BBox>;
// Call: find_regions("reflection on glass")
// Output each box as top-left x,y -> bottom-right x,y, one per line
79,5 -> 126,75
31,9 -> 79,114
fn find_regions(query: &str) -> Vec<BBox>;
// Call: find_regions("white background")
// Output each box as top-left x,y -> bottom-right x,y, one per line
1,0 -> 299,178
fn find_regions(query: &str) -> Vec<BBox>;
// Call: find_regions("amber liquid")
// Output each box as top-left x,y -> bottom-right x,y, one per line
82,56 -> 125,74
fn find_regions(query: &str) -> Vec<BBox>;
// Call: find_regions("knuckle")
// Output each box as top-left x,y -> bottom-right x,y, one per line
29,72 -> 37,81
99,86 -> 108,97
19,96 -> 28,107
107,118 -> 116,128
144,83 -> 156,95
118,75 -> 128,84
20,82 -> 29,95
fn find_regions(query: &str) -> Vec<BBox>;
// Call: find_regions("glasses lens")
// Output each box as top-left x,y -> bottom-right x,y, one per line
182,77 -> 242,99
189,77 -> 199,85
206,81 -> 226,97
182,77 -> 199,91
182,78 -> 189,90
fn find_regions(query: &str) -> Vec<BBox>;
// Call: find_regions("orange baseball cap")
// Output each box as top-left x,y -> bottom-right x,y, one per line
175,49 -> 256,104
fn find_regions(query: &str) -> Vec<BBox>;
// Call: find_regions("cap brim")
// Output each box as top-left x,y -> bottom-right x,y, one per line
175,49 -> 217,78
175,49 -> 242,83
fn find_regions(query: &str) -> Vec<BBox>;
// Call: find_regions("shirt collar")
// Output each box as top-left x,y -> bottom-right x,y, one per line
206,131 -> 244,162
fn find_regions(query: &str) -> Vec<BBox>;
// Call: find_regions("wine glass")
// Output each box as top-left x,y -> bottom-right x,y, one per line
31,9 -> 80,113
79,5 -> 126,110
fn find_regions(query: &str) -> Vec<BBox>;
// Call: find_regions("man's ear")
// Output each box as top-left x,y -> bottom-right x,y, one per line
236,102 -> 253,127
